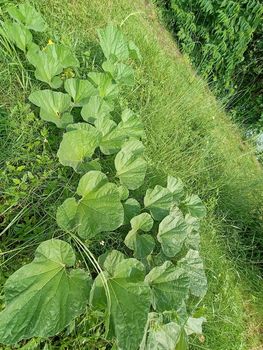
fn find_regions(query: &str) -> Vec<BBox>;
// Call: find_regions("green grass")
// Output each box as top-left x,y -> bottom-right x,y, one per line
0,0 -> 263,349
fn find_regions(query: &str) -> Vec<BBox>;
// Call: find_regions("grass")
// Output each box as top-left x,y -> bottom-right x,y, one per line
0,0 -> 263,349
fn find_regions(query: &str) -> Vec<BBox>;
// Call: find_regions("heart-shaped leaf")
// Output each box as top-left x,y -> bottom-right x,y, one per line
115,140 -> 147,190
97,24 -> 129,61
81,95 -> 113,123
57,171 -> 124,238
157,210 -> 188,257
145,261 -> 190,312
144,185 -> 173,221
57,123 -> 101,171
184,195 -> 206,218
0,239 -> 91,345
90,257 -> 151,350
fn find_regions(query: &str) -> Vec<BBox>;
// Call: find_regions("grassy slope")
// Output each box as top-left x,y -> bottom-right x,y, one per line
1,0 -> 263,349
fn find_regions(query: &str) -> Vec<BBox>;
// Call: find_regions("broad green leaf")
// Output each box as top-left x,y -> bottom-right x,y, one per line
27,44 -> 63,88
115,140 -> 147,190
157,210 -> 188,257
102,60 -> 135,86
89,72 -> 119,102
125,229 -> 155,260
98,250 -> 126,276
178,250 -> 207,298
58,171 -> 124,238
64,78 -> 96,106
57,124 -> 101,171
91,258 -> 151,350
123,198 -> 141,224
167,176 -> 184,203
117,185 -> 129,201
113,258 -> 146,282
27,43 -> 79,88
95,109 -> 144,155
0,239 -> 91,345
144,185 -> 173,221
29,90 -> 72,128
185,317 -> 206,335
81,95 -> 113,124
131,213 -> 153,232
2,21 -> 32,52
97,24 -> 129,61
144,316 -> 181,350
145,261 -> 190,312
7,2 -> 47,32
118,108 -> 145,140
95,116 -> 124,155
56,197 -> 78,231
184,195 -> 206,218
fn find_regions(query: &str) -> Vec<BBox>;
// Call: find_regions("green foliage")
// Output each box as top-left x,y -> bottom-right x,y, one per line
154,0 -> 263,127
0,3 -> 208,349
0,239 -> 91,344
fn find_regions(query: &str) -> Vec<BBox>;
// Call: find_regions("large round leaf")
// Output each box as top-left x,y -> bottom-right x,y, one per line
145,261 -> 190,312
57,171 -> 124,238
57,123 -> 101,171
97,24 -> 129,61
0,239 -> 91,345
144,185 -> 173,221
157,210 -> 188,257
90,257 -> 151,350
115,140 -> 147,190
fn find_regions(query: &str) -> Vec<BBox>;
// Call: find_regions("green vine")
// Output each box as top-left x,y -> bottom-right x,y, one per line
0,3 -> 208,349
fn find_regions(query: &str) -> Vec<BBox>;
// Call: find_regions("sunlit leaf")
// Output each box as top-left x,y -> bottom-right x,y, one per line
57,171 -> 124,238
144,185 -> 173,221
2,21 -> 32,52
157,210 -> 188,257
178,250 -> 207,298
7,2 -> 47,32
29,90 -> 72,128
57,123 -> 101,171
115,140 -> 147,190
145,261 -> 190,312
0,240 -> 91,345
64,78 -> 96,106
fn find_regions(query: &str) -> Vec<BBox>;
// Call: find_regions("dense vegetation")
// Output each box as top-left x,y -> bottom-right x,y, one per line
154,0 -> 263,129
0,0 -> 263,349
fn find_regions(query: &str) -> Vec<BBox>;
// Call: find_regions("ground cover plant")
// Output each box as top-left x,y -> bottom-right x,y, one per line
1,0 -> 263,349
0,3 -> 208,349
